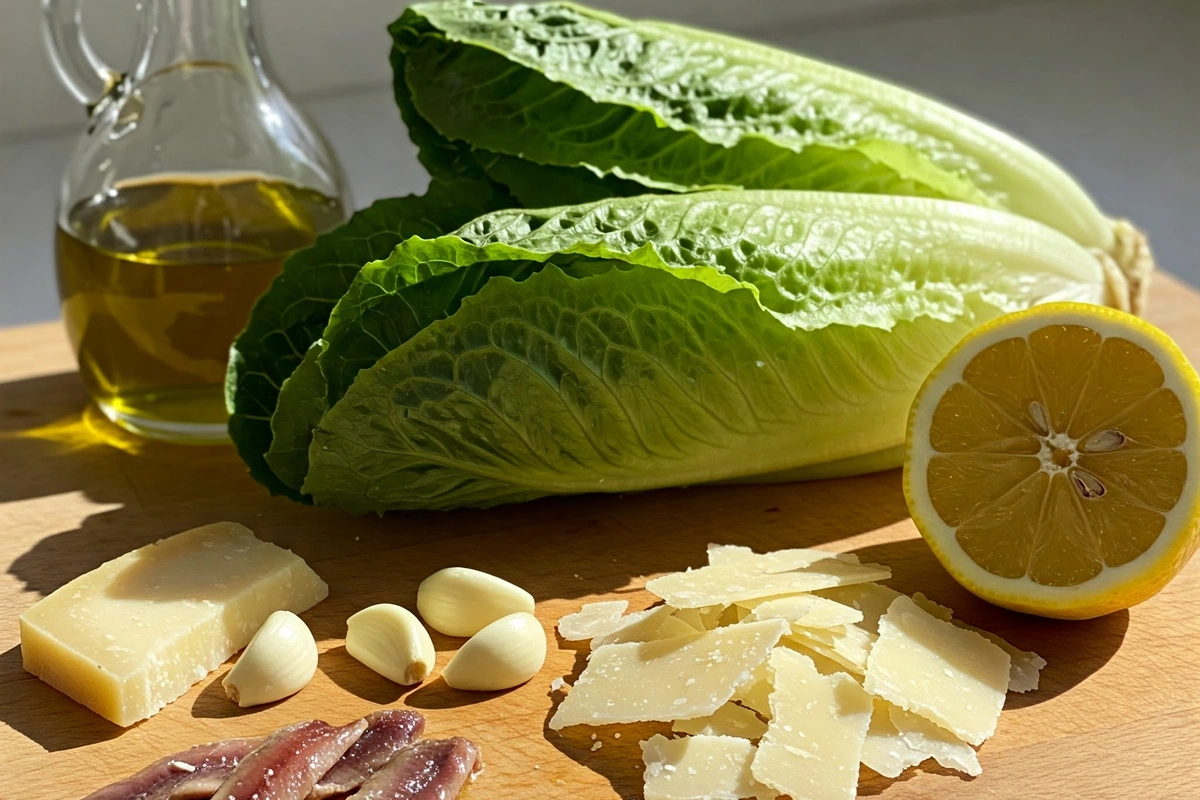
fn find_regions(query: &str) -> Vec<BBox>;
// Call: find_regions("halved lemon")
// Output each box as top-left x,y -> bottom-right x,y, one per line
904,303 -> 1200,619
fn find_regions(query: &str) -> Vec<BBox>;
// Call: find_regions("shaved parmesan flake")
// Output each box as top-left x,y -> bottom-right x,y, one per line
557,601 -> 629,641
742,594 -> 864,629
784,626 -> 872,675
889,706 -> 982,777
717,604 -> 748,627
671,607 -> 718,633
549,544 -> 1047,796
864,596 -> 1009,746
911,592 -> 954,622
815,583 -> 902,635
652,614 -> 707,641
647,561 -> 890,609
779,639 -> 856,678
861,699 -> 925,778
549,620 -> 788,730
954,622 -> 1046,693
641,735 -> 775,800
592,605 -> 678,648
674,701 -> 769,740
707,544 -> 859,571
909,594 -> 1045,692
731,661 -> 773,719
752,649 -> 872,800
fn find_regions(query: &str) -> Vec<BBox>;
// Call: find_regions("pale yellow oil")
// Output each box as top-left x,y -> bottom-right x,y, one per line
55,173 -> 344,442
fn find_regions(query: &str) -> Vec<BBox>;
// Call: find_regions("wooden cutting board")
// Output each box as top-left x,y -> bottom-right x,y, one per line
2,276 -> 1199,799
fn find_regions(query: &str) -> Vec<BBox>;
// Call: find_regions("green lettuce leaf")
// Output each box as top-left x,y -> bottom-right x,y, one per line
389,0 -> 1113,249
290,190 -> 1107,512
226,178 -> 512,497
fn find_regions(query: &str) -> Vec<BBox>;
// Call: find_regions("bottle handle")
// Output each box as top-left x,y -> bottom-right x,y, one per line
41,0 -> 159,109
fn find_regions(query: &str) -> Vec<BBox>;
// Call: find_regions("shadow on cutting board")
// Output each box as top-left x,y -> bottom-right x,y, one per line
0,645 -> 127,752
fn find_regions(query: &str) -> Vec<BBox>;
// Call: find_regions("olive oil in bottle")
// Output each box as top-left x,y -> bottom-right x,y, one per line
55,173 -> 344,442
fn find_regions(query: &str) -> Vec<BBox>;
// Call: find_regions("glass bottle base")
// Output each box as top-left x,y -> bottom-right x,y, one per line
96,392 -> 230,445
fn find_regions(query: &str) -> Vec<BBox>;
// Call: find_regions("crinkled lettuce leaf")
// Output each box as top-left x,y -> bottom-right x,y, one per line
389,0 -> 1111,249
258,190 -> 1104,512
226,178 -> 512,497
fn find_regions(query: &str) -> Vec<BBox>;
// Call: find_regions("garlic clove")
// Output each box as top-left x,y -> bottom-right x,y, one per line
346,604 -> 436,685
222,610 -> 318,707
442,612 -> 547,692
417,567 -> 535,637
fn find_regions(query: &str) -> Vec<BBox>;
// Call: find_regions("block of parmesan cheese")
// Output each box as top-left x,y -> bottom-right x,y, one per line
752,648 -> 872,800
641,734 -> 775,800
20,522 -> 328,726
548,620 -> 787,730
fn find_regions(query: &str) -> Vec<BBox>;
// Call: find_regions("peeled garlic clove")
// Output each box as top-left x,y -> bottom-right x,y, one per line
442,612 -> 546,692
417,567 -> 535,637
346,603 -> 436,685
222,610 -> 318,707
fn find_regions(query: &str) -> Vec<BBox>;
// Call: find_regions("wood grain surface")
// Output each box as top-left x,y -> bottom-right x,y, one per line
2,276 -> 1199,799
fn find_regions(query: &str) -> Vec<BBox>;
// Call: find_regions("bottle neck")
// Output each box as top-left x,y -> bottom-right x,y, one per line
149,0 -> 270,78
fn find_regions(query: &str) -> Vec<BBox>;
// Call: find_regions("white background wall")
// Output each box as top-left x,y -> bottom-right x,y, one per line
3,0 -> 934,139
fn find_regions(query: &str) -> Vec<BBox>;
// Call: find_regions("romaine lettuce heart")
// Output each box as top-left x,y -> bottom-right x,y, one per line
259,190 -> 1109,512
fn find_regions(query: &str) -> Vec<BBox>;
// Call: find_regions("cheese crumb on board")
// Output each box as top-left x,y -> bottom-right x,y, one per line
548,620 -> 788,730
707,544 -> 860,571
861,699 -> 925,778
741,594 -> 864,629
641,734 -> 775,800
752,649 -> 872,800
673,701 -> 769,740
646,561 -> 890,609
19,522 -> 327,727
889,705 -> 982,776
864,595 -> 1010,746
557,601 -> 629,640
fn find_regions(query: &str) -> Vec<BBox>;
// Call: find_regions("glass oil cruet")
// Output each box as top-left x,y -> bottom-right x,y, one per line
44,0 -> 349,443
